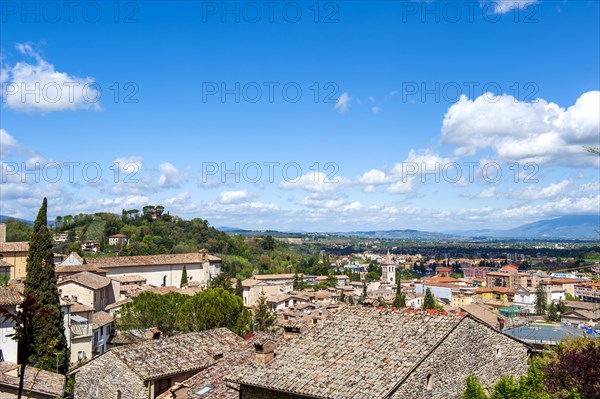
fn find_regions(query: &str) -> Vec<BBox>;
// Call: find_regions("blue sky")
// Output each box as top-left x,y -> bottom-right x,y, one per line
1,0 -> 599,231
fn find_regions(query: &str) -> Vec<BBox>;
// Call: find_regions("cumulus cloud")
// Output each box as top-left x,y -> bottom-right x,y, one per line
483,0 -> 539,14
441,91 -> 600,167
218,190 -> 252,204
335,92 -> 352,113
2,43 -> 100,112
279,171 -> 346,195
157,162 -> 180,188
0,129 -> 19,157
114,156 -> 144,173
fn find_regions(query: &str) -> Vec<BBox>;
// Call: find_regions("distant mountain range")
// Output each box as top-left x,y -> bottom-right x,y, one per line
221,215 -> 600,241
0,215 -> 34,225
2,214 -> 598,240
450,215 -> 600,240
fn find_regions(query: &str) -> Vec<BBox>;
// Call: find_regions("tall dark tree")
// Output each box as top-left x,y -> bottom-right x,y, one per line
180,265 -> 188,288
534,285 -> 548,316
392,280 -> 406,308
253,291 -> 275,332
421,288 -> 438,311
24,198 -> 69,374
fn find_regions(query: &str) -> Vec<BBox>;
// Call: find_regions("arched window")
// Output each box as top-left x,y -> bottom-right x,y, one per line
426,373 -> 434,390
496,347 -> 502,358
115,390 -> 122,399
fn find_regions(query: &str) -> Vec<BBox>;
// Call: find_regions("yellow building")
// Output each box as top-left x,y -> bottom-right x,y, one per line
0,223 -> 29,280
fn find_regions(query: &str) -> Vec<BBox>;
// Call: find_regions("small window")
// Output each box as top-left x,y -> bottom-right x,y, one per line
195,385 -> 214,396
426,373 -> 434,390
496,347 -> 502,358
115,390 -> 122,399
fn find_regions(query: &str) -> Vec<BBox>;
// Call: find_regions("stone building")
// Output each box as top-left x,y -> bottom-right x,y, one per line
231,307 -> 530,399
72,328 -> 250,399
58,271 -> 119,311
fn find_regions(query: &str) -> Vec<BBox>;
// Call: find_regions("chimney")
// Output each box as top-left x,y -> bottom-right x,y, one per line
254,339 -> 277,364
0,223 -> 5,243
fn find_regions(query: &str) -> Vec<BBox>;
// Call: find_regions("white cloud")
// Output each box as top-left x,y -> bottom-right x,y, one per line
335,92 -> 352,113
114,156 -> 144,173
219,190 -> 252,204
518,179 -> 571,200
356,169 -> 391,185
279,171 -> 346,195
157,162 -> 180,188
441,91 -> 600,167
0,129 -> 19,157
371,106 -> 380,114
476,187 -> 497,199
483,0 -> 539,14
2,43 -> 100,113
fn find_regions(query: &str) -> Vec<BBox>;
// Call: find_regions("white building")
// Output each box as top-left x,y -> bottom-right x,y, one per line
83,250 -> 221,288
108,234 -> 128,246
0,287 -> 22,363
92,311 -> 114,357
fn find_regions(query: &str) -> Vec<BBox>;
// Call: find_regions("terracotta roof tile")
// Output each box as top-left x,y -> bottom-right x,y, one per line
0,286 -> 22,306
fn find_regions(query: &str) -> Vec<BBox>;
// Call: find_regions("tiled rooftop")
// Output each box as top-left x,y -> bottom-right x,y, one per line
0,363 -> 65,397
231,307 -> 464,399
92,310 -> 114,329
59,271 -> 112,290
156,331 -> 255,399
86,252 -> 220,269
0,286 -> 22,306
110,328 -> 240,381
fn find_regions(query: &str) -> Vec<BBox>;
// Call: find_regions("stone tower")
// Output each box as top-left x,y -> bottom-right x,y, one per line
381,250 -> 396,285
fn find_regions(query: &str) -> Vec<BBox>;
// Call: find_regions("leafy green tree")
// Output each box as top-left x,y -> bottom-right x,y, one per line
23,198 -> 69,374
118,291 -> 189,336
392,280 -> 406,308
565,293 -> 580,302
534,285 -> 548,316
235,278 -> 243,297
208,273 -> 234,292
176,288 -> 250,336
180,265 -> 188,288
547,303 -> 560,322
462,375 -> 487,399
253,291 -> 275,332
421,288 -> 438,311
326,272 -> 338,288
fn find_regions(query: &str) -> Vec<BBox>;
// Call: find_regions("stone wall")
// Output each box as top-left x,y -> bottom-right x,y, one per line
74,351 -> 148,399
391,316 -> 529,399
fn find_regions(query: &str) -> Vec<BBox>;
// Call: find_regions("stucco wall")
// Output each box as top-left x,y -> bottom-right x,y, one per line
104,263 -> 209,287
0,305 -> 18,363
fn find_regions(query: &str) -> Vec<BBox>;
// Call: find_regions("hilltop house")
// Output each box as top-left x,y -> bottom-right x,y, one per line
108,234 -> 129,246
231,307 -> 530,399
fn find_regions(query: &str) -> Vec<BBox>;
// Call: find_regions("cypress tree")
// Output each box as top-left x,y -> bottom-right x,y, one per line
24,198 -> 69,373
392,280 -> 406,308
180,265 -> 188,288
421,288 -> 437,310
